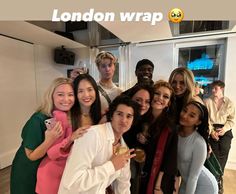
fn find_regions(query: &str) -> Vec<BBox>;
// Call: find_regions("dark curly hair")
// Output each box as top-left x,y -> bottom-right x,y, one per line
135,59 -> 154,71
106,95 -> 140,126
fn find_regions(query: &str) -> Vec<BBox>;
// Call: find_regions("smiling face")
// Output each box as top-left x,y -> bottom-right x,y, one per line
171,73 -> 187,96
111,104 -> 134,136
179,104 -> 202,129
98,58 -> 115,81
53,84 -> 75,112
77,79 -> 96,110
168,8 -> 184,23
132,89 -> 150,115
135,64 -> 154,84
152,86 -> 171,111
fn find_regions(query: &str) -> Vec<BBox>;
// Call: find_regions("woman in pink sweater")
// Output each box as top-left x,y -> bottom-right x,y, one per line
36,74 -> 102,194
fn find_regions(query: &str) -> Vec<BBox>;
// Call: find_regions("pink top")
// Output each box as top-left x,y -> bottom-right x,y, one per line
36,110 -> 72,194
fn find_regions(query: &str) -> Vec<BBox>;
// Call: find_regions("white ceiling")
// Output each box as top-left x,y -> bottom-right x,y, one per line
0,21 -> 85,48
99,21 -> 173,43
99,21 -> 236,44
1,21 -> 236,49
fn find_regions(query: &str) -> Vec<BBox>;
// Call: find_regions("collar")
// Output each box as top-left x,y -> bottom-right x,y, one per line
105,122 -> 126,146
211,96 -> 226,103
98,81 -> 116,89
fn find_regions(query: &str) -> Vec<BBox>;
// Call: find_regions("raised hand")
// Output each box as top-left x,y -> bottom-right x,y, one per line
111,148 -> 136,171
70,125 -> 90,142
45,121 -> 63,143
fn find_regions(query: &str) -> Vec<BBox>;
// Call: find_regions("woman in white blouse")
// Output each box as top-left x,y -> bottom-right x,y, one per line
177,101 -> 218,194
58,95 -> 140,194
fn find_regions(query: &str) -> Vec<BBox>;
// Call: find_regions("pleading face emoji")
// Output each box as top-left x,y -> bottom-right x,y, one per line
168,8 -> 184,23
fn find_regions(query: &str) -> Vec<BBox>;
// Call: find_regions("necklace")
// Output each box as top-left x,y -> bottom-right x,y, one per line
81,113 -> 89,117
113,142 -> 121,155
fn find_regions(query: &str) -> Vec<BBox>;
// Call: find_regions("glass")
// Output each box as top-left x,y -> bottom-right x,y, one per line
133,123 -> 150,177
115,145 -> 128,155
178,43 -> 225,98
170,21 -> 229,36
134,148 -> 146,163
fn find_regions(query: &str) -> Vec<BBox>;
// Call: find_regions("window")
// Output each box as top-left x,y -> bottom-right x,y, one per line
170,21 -> 229,36
175,39 -> 226,98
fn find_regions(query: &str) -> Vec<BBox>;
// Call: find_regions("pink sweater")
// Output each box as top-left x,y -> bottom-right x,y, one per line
36,110 -> 72,194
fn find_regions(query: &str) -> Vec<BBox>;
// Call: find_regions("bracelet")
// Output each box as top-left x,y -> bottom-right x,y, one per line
154,188 -> 161,191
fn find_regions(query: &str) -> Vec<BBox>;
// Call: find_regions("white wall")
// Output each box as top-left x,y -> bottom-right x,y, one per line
0,35 -> 88,169
224,36 -> 236,169
0,36 -> 37,168
34,45 -> 68,103
34,45 -> 89,105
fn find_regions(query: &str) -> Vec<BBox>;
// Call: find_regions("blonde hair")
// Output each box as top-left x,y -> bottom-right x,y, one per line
95,51 -> 117,67
168,67 -> 195,103
36,77 -> 73,116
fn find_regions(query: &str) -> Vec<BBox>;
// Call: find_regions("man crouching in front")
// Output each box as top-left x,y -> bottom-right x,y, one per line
58,95 -> 139,194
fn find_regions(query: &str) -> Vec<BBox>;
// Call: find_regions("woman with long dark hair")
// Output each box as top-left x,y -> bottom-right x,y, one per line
177,101 -> 218,194
70,74 -> 102,131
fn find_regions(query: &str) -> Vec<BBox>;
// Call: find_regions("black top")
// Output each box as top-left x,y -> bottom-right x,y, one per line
140,117 -> 178,194
175,95 -> 185,123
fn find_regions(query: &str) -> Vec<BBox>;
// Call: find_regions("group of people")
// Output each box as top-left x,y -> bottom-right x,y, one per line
10,51 -> 234,194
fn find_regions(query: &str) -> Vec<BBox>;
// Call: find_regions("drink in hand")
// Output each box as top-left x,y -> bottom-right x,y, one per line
134,148 -> 146,163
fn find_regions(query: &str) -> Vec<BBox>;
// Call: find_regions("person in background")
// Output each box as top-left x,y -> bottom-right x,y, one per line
70,73 -> 102,129
141,80 -> 178,194
204,80 -> 235,194
194,82 -> 204,99
169,67 -> 202,122
69,67 -> 89,81
95,51 -> 122,115
123,59 -> 155,95
135,59 -> 155,86
69,68 -> 81,80
177,101 -> 218,194
10,78 -> 72,194
58,95 -> 140,194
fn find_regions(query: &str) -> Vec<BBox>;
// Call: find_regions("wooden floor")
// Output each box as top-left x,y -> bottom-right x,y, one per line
0,166 -> 11,194
1,166 -> 236,194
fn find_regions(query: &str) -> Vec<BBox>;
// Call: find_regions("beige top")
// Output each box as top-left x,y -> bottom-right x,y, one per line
204,96 -> 235,133
98,82 -> 122,114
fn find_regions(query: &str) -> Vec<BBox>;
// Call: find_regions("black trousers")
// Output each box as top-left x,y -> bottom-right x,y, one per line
209,130 -> 233,173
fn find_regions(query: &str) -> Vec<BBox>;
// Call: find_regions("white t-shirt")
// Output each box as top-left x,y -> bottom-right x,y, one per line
97,82 -> 122,114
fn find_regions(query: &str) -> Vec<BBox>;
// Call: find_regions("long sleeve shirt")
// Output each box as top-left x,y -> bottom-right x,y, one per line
58,122 -> 131,194
178,131 -> 207,194
204,96 -> 235,133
